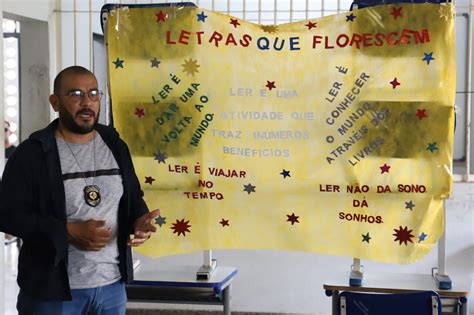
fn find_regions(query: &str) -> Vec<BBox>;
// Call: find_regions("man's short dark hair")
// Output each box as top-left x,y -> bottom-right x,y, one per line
53,66 -> 94,95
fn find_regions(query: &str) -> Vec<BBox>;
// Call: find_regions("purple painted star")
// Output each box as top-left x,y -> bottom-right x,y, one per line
154,150 -> 167,164
243,183 -> 256,194
405,200 -> 415,211
155,215 -> 167,227
280,169 -> 291,178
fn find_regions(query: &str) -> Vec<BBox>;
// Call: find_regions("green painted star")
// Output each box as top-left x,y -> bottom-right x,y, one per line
426,142 -> 438,153
362,232 -> 371,243
112,58 -> 124,69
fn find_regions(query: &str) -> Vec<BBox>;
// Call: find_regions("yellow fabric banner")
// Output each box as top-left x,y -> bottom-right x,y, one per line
104,3 -> 455,263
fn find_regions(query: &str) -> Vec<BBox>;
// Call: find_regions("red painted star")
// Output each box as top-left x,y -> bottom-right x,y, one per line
155,11 -> 167,22
393,226 -> 414,245
390,7 -> 402,19
220,219 -> 230,227
171,219 -> 191,236
230,18 -> 240,28
380,163 -> 391,174
390,78 -> 401,89
305,21 -> 317,30
266,80 -> 276,90
286,213 -> 300,225
134,108 -> 145,118
416,108 -> 427,120
144,176 -> 155,185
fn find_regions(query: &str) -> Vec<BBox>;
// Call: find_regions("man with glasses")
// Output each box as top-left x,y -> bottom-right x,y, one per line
0,66 -> 160,315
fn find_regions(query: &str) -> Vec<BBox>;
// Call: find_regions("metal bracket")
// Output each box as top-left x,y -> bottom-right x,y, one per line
349,258 -> 364,286
340,296 -> 347,315
432,267 -> 452,290
196,250 -> 217,280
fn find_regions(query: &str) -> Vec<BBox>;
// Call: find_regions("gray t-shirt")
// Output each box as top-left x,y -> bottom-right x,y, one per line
57,132 -> 123,289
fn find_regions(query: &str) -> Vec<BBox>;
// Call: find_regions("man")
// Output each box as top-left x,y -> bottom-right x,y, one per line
4,120 -> 17,159
0,66 -> 159,314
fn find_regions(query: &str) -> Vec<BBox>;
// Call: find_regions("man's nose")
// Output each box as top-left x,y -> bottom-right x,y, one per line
79,93 -> 95,105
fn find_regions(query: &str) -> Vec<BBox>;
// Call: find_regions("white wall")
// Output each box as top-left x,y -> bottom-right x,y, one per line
3,0 -> 54,22
19,20 -> 51,140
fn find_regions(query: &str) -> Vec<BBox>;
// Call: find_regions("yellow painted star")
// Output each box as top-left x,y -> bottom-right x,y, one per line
181,58 -> 200,76
261,25 -> 278,33
438,4 -> 454,21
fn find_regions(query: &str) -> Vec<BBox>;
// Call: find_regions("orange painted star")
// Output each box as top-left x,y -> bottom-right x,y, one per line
144,176 -> 155,185
286,212 -> 300,225
393,226 -> 414,245
230,18 -> 240,28
416,108 -> 427,120
305,21 -> 317,30
390,78 -> 401,89
390,7 -> 402,19
155,11 -> 167,22
380,163 -> 390,174
171,219 -> 191,236
134,108 -> 145,118
266,80 -> 276,90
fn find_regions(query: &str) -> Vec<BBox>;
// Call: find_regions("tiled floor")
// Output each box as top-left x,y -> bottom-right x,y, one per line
4,241 -> 20,315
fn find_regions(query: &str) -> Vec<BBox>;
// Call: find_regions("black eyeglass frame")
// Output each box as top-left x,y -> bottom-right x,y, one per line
56,89 -> 104,101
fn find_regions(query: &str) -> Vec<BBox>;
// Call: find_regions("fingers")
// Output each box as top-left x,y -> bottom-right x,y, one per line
96,227 -> 112,238
143,221 -> 157,233
92,220 -> 106,227
88,225 -> 112,250
128,232 -> 152,247
134,230 -> 149,239
149,209 -> 161,218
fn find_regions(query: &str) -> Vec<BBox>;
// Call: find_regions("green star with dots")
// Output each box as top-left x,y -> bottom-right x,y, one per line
362,232 -> 371,243
112,58 -> 124,69
426,142 -> 438,153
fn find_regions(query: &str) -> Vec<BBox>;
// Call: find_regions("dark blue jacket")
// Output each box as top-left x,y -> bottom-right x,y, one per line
0,119 -> 148,300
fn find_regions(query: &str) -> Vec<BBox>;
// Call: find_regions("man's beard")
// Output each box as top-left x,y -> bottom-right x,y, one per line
59,106 -> 99,134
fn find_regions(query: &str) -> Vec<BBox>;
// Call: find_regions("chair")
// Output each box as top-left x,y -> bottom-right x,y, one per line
351,0 -> 450,10
339,291 -> 442,315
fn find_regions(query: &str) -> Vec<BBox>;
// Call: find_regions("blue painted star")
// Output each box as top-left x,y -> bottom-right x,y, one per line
422,52 -> 434,65
154,150 -> 167,164
427,142 -> 438,153
150,57 -> 160,68
346,13 -> 356,22
112,58 -> 124,69
155,215 -> 167,227
418,232 -> 427,242
405,200 -> 415,211
243,183 -> 256,194
197,11 -> 208,22
362,232 -> 371,243
280,169 -> 291,178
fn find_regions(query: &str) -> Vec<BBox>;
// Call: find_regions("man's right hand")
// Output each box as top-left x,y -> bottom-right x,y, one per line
67,219 -> 112,251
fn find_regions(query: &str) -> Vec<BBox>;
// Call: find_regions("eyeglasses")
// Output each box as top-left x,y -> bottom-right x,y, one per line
58,89 -> 103,102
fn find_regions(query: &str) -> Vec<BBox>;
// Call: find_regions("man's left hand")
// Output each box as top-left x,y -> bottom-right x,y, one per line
129,209 -> 160,246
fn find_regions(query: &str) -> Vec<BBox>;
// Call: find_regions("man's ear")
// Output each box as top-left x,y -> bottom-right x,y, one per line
49,94 -> 59,112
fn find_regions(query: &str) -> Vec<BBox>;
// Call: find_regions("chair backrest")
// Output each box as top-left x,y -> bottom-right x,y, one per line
339,291 -> 442,315
350,0 -> 449,10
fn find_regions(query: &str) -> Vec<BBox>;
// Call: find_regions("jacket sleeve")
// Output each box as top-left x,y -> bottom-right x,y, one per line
0,141 -> 68,265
